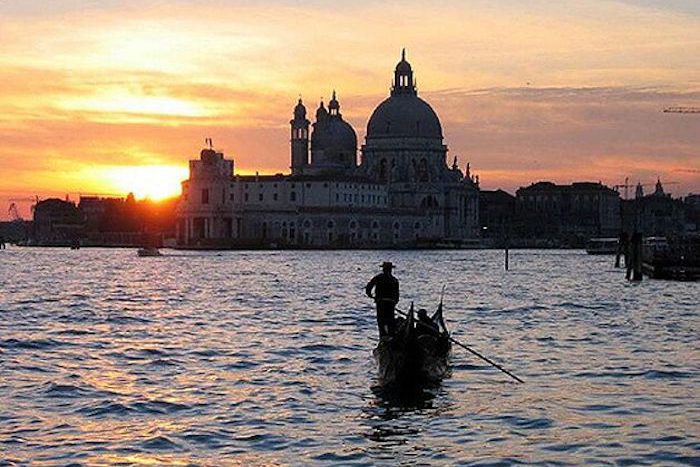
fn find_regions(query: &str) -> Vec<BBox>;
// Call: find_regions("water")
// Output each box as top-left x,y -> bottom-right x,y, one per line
0,247 -> 698,465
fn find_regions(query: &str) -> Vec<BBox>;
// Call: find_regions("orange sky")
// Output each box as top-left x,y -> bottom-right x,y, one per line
1,0 -> 699,219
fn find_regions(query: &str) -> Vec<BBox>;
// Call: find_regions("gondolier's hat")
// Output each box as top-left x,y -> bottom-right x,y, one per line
381,261 -> 394,269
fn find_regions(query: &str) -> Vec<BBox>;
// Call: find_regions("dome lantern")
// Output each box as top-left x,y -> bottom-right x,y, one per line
392,48 -> 416,96
293,98 -> 306,120
328,90 -> 341,116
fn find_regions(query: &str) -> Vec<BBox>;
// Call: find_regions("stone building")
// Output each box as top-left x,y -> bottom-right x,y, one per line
32,198 -> 83,246
176,52 -> 480,248
479,189 -> 516,243
621,179 -> 686,236
515,181 -> 620,242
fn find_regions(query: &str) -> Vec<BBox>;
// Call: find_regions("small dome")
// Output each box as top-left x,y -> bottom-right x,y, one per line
366,93 -> 443,139
328,90 -> 340,114
311,117 -> 357,153
395,48 -> 412,72
396,59 -> 412,73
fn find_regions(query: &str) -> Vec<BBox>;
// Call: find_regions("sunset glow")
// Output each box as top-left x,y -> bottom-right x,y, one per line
1,0 -> 698,218
100,165 -> 189,201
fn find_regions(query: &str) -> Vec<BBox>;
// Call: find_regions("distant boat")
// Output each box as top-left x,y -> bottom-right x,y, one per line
585,237 -> 618,255
373,303 -> 451,388
137,247 -> 162,257
642,236 -> 699,281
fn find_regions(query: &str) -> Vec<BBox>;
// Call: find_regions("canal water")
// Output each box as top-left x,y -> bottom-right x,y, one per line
1,248 -> 698,465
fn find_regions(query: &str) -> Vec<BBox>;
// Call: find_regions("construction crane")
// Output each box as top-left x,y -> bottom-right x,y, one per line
614,178 -> 679,199
663,107 -> 700,114
7,196 -> 40,217
7,203 -> 22,221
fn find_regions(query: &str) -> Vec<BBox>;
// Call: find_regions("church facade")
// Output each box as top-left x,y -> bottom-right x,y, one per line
176,52 -> 480,248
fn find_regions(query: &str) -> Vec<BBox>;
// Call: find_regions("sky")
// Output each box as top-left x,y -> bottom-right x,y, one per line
1,0 -> 699,219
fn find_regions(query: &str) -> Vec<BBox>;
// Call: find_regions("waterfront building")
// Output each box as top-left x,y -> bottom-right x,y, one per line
685,194 -> 700,232
32,198 -> 83,246
479,190 -> 516,243
176,52 -> 480,248
515,181 -> 621,241
78,195 -> 177,246
622,179 -> 686,236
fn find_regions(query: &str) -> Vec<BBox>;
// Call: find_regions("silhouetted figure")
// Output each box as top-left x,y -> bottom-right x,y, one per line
416,308 -> 439,337
366,262 -> 399,337
0,236 -> 5,249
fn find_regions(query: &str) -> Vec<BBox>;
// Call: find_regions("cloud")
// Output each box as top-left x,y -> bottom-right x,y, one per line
427,85 -> 700,193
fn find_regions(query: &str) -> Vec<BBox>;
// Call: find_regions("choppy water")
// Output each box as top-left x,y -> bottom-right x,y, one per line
0,247 -> 698,466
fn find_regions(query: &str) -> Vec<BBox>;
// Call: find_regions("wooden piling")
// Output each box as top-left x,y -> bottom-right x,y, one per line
615,232 -> 628,268
628,232 -> 643,281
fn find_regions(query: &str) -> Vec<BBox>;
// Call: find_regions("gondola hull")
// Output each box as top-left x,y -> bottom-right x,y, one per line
373,307 -> 451,388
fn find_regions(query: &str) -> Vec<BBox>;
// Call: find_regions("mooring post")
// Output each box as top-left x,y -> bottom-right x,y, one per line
631,232 -> 643,281
615,231 -> 627,268
504,237 -> 510,271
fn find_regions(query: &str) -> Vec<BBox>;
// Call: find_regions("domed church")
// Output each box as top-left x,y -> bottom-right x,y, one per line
176,51 -> 480,248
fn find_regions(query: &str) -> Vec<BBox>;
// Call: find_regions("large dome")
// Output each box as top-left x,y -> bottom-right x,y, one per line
366,93 -> 443,140
366,50 -> 443,140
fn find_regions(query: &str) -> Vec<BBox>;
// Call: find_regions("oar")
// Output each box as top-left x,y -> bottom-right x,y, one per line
395,306 -> 525,384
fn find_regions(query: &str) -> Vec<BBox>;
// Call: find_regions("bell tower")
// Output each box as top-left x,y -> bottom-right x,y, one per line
290,98 -> 310,175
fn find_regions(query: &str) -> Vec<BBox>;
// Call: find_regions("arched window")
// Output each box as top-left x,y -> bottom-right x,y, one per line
420,196 -> 439,209
379,159 -> 387,183
417,158 -> 429,182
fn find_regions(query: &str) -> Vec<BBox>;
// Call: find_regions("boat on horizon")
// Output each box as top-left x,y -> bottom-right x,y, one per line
642,235 -> 700,281
137,246 -> 162,257
585,237 -> 619,255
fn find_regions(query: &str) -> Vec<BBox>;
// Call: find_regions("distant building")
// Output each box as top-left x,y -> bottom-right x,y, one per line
77,194 -> 177,246
32,198 -> 83,246
78,195 -> 144,246
176,52 -> 480,248
0,220 -> 29,244
622,179 -> 686,236
685,194 -> 700,232
479,189 -> 516,242
515,181 -> 620,242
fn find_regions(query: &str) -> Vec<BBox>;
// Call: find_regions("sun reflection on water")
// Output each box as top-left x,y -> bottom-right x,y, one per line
0,248 -> 697,464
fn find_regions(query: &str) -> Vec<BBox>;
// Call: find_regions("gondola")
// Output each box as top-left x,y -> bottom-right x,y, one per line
137,246 -> 162,257
373,302 -> 451,388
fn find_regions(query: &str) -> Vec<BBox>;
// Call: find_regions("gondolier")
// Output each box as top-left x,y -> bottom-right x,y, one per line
365,261 -> 399,337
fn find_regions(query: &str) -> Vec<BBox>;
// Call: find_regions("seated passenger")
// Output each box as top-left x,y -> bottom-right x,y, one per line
416,308 -> 439,337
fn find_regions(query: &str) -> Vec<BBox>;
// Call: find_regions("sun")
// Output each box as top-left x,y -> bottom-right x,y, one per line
103,165 -> 189,200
